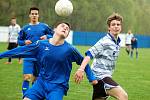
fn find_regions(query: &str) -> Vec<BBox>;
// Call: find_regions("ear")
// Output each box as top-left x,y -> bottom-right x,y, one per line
53,28 -> 56,31
29,14 -> 31,18
108,27 -> 110,32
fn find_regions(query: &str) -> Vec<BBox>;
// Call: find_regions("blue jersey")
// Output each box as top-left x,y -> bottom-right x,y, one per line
131,38 -> 138,48
18,22 -> 53,61
0,40 -> 96,93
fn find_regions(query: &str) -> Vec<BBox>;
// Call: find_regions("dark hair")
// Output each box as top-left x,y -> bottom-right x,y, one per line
107,13 -> 123,27
29,7 -> 39,14
11,17 -> 16,19
53,21 -> 71,29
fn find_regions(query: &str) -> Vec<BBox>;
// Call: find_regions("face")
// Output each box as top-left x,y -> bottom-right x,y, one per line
55,23 -> 70,39
128,30 -> 131,34
29,10 -> 39,23
11,19 -> 16,25
108,20 -> 122,37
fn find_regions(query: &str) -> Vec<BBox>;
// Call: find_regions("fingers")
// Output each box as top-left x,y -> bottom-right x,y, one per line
74,70 -> 84,84
40,35 -> 46,40
25,40 -> 32,45
91,80 -> 98,85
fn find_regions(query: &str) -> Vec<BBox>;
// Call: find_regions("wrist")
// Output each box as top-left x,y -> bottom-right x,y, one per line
78,68 -> 84,72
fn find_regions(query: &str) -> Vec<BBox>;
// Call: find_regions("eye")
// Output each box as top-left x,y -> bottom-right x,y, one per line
117,23 -> 121,26
31,13 -> 38,15
111,23 -> 116,26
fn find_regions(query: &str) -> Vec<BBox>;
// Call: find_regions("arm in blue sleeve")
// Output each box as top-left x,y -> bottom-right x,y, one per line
46,25 -> 54,39
84,64 -> 96,82
47,35 -> 53,39
0,42 -> 39,59
71,47 -> 96,82
17,30 -> 26,46
85,50 -> 93,59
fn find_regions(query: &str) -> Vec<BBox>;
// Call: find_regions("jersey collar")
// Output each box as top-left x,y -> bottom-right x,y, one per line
108,33 -> 121,45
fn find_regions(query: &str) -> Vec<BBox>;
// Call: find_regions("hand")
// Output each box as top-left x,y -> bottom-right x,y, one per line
91,80 -> 98,85
40,35 -> 47,40
25,40 -> 32,45
74,69 -> 84,84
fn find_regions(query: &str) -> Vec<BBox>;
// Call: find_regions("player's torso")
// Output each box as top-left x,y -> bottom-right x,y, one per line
37,40 -> 73,82
37,40 -> 72,67
91,35 -> 120,79
23,23 -> 47,42
126,34 -> 133,44
9,25 -> 20,42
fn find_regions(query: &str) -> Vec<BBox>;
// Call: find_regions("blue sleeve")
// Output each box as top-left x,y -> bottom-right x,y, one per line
45,25 -> 54,39
85,50 -> 93,59
71,47 -> 96,81
0,42 -> 39,59
18,29 -> 26,46
84,64 -> 96,82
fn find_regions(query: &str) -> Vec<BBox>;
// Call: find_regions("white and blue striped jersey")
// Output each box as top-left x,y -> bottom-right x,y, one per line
86,33 -> 121,80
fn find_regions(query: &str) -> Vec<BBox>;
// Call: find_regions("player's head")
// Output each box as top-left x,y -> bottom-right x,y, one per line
29,7 -> 39,23
128,30 -> 132,34
107,13 -> 123,37
10,17 -> 16,25
53,21 -> 71,39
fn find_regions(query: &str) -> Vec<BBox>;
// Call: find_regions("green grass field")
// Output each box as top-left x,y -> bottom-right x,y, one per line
0,42 -> 150,100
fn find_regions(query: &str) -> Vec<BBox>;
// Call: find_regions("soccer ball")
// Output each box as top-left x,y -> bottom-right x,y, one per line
55,0 -> 73,17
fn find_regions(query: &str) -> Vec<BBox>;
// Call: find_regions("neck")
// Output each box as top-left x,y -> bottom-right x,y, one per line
110,32 -> 118,39
49,35 -> 64,46
11,23 -> 16,26
30,21 -> 39,25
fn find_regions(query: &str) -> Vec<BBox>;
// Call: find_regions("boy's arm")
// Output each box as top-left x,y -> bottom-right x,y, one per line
18,30 -> 26,46
0,42 -> 38,59
46,26 -> 54,39
74,56 -> 97,84
41,24 -> 53,40
72,48 -> 97,84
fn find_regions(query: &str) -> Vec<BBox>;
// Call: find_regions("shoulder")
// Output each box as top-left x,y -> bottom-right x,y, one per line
64,41 -> 77,51
39,22 -> 52,29
8,25 -> 12,28
39,22 -> 49,27
37,39 -> 49,44
16,24 -> 20,27
21,24 -> 30,30
96,35 -> 110,44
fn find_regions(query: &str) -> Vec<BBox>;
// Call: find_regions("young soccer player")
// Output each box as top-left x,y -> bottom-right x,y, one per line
18,7 -> 53,95
131,37 -> 138,59
125,30 -> 134,55
0,22 -> 97,100
75,13 -> 128,100
5,17 -> 21,64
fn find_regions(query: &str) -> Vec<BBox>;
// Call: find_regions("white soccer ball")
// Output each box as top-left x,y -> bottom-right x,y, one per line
55,0 -> 73,17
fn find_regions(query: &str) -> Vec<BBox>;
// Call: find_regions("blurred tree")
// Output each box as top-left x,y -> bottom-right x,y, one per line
0,0 -> 150,34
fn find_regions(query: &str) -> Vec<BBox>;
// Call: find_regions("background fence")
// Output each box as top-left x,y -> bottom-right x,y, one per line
0,26 -> 150,48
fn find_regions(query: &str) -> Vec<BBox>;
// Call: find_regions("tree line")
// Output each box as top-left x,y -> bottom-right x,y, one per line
0,0 -> 150,35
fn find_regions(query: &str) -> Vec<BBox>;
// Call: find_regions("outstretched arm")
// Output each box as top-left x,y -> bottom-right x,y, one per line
0,42 -> 39,59
71,47 -> 97,84
74,56 -> 97,84
40,24 -> 53,40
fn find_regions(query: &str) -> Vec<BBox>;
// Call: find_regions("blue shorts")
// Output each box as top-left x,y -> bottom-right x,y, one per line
24,78 -> 65,100
23,60 -> 40,77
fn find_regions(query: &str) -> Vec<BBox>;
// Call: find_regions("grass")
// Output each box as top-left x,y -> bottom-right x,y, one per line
0,42 -> 150,100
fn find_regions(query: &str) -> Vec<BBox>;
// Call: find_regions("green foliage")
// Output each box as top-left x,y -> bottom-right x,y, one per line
0,43 -> 150,100
1,0 -> 150,34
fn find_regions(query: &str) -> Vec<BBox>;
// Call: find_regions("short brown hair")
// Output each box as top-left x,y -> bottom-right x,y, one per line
107,13 -> 123,27
53,21 -> 71,29
29,7 -> 39,14
11,17 -> 16,19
